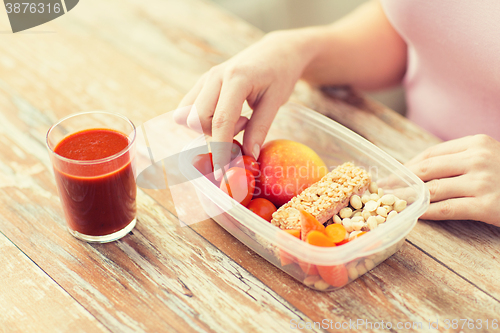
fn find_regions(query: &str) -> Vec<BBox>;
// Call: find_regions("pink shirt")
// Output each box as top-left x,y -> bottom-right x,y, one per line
380,0 -> 500,141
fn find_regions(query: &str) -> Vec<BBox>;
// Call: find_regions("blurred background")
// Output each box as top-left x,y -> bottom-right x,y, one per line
210,0 -> 406,115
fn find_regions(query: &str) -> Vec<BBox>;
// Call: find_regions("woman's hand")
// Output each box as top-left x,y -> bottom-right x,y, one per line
174,30 -> 317,176
405,134 -> 500,226
174,0 -> 407,178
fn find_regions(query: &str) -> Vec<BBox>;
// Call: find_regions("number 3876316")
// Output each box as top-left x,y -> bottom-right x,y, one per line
5,3 -> 61,14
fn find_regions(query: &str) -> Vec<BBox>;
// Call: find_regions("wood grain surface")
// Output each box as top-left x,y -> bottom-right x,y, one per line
0,233 -> 109,333
0,0 -> 498,332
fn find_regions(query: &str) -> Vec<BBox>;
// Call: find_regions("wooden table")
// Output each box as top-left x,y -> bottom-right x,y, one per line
1,0 -> 499,332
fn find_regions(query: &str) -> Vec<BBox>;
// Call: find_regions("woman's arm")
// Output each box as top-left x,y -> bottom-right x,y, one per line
300,0 -> 407,89
175,0 -> 407,175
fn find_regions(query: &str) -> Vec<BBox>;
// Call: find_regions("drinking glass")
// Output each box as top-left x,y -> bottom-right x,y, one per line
46,111 -> 137,243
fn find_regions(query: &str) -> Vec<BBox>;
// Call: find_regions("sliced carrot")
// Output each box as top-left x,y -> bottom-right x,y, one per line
317,264 -> 349,288
276,228 -> 299,266
335,239 -> 350,246
335,231 -> 365,248
299,210 -> 325,241
325,224 -> 347,243
298,260 -> 319,276
279,250 -> 297,266
306,230 -> 336,247
278,229 -> 301,265
284,229 -> 301,239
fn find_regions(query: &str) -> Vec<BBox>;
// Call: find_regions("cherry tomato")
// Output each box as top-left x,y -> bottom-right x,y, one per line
231,155 -> 260,178
247,198 -> 277,222
192,153 -> 217,184
192,153 -> 213,174
219,167 -> 255,207
231,139 -> 243,160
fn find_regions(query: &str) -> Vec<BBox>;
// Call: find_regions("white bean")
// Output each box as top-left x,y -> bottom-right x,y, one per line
350,195 -> 363,210
375,215 -> 386,224
394,199 -> 407,212
370,193 -> 380,201
376,206 -> 388,217
381,194 -> 396,205
361,194 -> 371,204
364,259 -> 375,271
346,262 -> 357,271
342,218 -> 354,232
352,220 -> 364,231
348,267 -> 359,280
364,200 -> 379,212
303,275 -> 321,286
351,215 -> 364,223
356,263 -> 367,276
367,216 -> 378,230
339,207 -> 353,219
369,182 -> 378,194
333,214 -> 342,224
387,210 -> 398,220
383,204 -> 393,211
362,210 -> 374,221
314,279 -> 331,290
377,188 -> 384,197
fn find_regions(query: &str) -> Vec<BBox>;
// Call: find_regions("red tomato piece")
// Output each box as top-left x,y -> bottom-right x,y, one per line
247,198 -> 277,222
192,153 -> 213,174
192,153 -> 217,184
219,167 -> 255,207
231,155 -> 260,178
231,139 -> 243,161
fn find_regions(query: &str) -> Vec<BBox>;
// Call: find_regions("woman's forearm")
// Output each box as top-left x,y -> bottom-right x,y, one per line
289,0 -> 407,90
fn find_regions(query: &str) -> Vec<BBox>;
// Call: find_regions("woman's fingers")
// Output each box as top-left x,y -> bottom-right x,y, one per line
406,152 -> 467,182
420,197 -> 478,221
211,78 -> 250,179
233,116 -> 249,136
187,74 -> 223,134
425,175 -> 472,202
172,105 -> 192,126
174,75 -> 207,126
242,93 -> 280,160
404,135 -> 500,225
406,137 -> 470,165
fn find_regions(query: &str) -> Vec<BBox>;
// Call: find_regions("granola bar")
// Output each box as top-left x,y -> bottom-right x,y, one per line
271,162 -> 371,230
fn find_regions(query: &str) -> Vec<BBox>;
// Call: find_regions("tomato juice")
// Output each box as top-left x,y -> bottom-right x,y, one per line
53,128 -> 136,237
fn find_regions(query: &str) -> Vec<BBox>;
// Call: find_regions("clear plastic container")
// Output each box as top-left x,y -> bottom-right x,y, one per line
179,102 -> 429,291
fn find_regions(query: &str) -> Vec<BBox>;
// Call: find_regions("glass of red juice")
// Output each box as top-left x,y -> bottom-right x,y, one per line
46,111 -> 137,243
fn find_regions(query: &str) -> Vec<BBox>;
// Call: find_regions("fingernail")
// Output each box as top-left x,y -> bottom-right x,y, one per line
214,164 -> 222,181
252,144 -> 260,160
